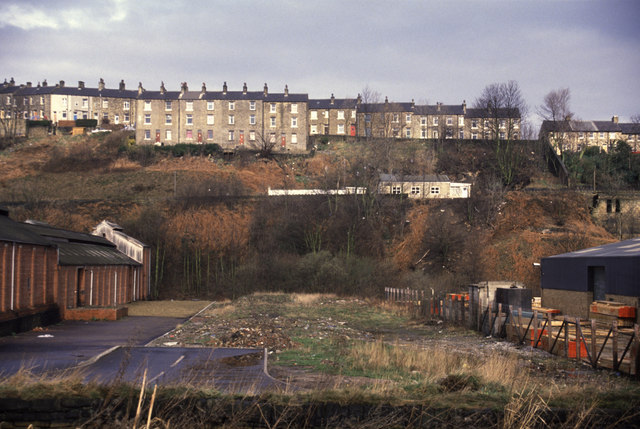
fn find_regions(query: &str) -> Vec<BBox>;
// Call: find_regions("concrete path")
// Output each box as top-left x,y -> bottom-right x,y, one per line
0,316 -> 282,393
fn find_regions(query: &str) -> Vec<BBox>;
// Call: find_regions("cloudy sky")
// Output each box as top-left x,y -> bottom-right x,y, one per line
1,0 -> 638,127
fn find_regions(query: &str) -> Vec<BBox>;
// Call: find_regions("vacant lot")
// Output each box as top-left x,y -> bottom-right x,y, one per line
148,293 -> 640,415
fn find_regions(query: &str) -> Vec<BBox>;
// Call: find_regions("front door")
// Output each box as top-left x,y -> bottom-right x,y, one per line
588,266 -> 606,301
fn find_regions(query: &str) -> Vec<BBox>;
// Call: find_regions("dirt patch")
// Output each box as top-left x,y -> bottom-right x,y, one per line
126,300 -> 212,318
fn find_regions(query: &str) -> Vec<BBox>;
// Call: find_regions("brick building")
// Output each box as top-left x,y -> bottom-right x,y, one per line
0,209 -> 147,334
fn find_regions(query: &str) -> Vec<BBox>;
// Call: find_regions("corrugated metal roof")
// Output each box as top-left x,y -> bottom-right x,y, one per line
547,238 -> 640,259
57,242 -> 140,266
23,222 -> 114,246
0,214 -> 53,246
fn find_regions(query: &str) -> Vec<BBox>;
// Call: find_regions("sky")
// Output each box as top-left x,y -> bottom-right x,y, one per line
1,0 -> 639,129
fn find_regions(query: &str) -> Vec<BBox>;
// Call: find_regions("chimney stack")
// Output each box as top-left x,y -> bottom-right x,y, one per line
78,81 -> 84,89
42,80 -> 48,87
462,100 -> 466,114
26,82 -> 32,88
263,83 -> 268,97
98,78 -> 105,91
59,80 -> 65,88
160,81 -> 166,94
137,82 -> 144,95
243,82 -> 247,94
119,79 -> 125,91
222,81 -> 227,95
180,81 -> 188,95
330,93 -> 335,105
612,115 -> 619,124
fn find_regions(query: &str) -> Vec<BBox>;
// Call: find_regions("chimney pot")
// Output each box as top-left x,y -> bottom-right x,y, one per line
59,80 -> 65,88
243,82 -> 247,94
119,79 -> 125,91
222,81 -> 227,94
78,80 -> 84,89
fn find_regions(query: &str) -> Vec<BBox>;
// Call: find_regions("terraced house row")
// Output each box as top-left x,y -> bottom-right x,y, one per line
1,78 -> 521,153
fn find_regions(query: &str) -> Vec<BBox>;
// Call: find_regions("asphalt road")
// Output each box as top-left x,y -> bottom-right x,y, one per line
0,316 -> 281,393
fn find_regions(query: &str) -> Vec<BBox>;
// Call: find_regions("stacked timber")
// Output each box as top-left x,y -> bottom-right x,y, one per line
589,301 -> 636,328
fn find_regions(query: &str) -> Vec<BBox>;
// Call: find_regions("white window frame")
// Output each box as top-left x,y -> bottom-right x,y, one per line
250,114 -> 256,125
250,101 -> 256,111
337,110 -> 345,120
391,185 -> 402,195
291,117 -> 298,128
207,101 -> 214,111
228,115 -> 234,125
207,114 -> 214,125
144,129 -> 151,140
144,101 -> 151,111
406,113 -> 411,123
165,114 -> 172,125
185,101 -> 193,111
433,117 -> 439,126
270,103 -> 276,113
228,130 -> 235,141
270,117 -> 276,128
165,101 -> 172,111
410,186 -> 420,195
144,114 -> 151,124
430,186 -> 440,195
291,103 -> 298,113
228,101 -> 235,110
337,124 -> 345,134
123,100 -> 130,110
165,129 -> 172,140
186,114 -> 193,125
310,111 -> 318,120
311,124 -> 318,134
291,133 -> 297,144
249,130 -> 256,141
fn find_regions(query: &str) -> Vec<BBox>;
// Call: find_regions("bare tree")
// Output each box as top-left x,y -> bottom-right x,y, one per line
538,88 -> 573,154
0,94 -> 27,145
474,81 -> 527,186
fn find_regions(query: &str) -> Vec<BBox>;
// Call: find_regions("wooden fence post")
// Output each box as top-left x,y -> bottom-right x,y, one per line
533,310 -> 539,347
547,313 -> 553,353
634,324 -> 640,377
613,320 -> 619,372
564,317 -> 569,358
575,317 -> 582,362
591,319 -> 598,369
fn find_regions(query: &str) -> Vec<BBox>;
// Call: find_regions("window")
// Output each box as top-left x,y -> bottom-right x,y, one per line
270,133 -> 276,143
406,129 -> 411,138
499,132 -> 505,139
458,117 -> 464,126
144,101 -> 151,111
250,114 -> 256,125
40,96 -> 44,104
165,129 -> 172,140
323,110 -> 329,119
421,129 -> 427,138
124,113 -> 130,122
337,124 -> 345,134
589,132 -> 595,140
165,114 -> 172,125
406,113 -> 411,123
291,103 -> 298,113
207,101 -> 214,111
430,187 -> 440,194
228,101 -> 235,110
499,119 -> 506,128
144,114 -> 151,124
228,130 -> 234,141
123,101 -> 130,110
62,111 -> 67,119
82,98 -> 88,108
270,103 -> 276,113
186,114 -> 193,125
579,132 -> 584,139
421,117 -> 427,126
207,114 -> 214,125
249,101 -> 256,111
410,186 -> 420,195
365,113 -> 371,122
391,185 -> 402,195
311,124 -> 318,134
393,113 -> 399,122
599,132 -> 605,139
472,133 -> 478,140
433,117 -> 439,126
351,110 -> 356,119
228,115 -> 234,125
142,129 -> 151,140
249,130 -> 256,141
165,101 -> 172,110
114,115 -> 119,124
433,130 -> 439,139
291,117 -> 297,128
207,129 -> 213,140
186,101 -> 193,111
270,117 -> 276,127
484,120 -> 490,128
459,130 -> 464,139
186,129 -> 193,140
471,119 -> 478,129
291,133 -> 297,144
310,111 -> 318,120
447,117 -> 453,125
102,99 -> 108,108
337,110 -> 345,120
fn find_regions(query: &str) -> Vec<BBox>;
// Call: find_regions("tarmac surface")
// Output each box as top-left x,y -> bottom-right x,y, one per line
0,316 -> 282,393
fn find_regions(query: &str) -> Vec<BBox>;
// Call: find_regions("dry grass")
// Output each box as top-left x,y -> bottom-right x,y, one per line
0,365 -> 95,399
291,293 -> 336,305
126,300 -> 213,318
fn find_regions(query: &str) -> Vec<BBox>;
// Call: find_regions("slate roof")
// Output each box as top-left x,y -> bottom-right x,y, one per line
0,211 -> 139,266
358,102 -> 415,113
308,98 -> 358,110
545,238 -> 640,259
540,120 -> 639,134
379,173 -> 451,182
